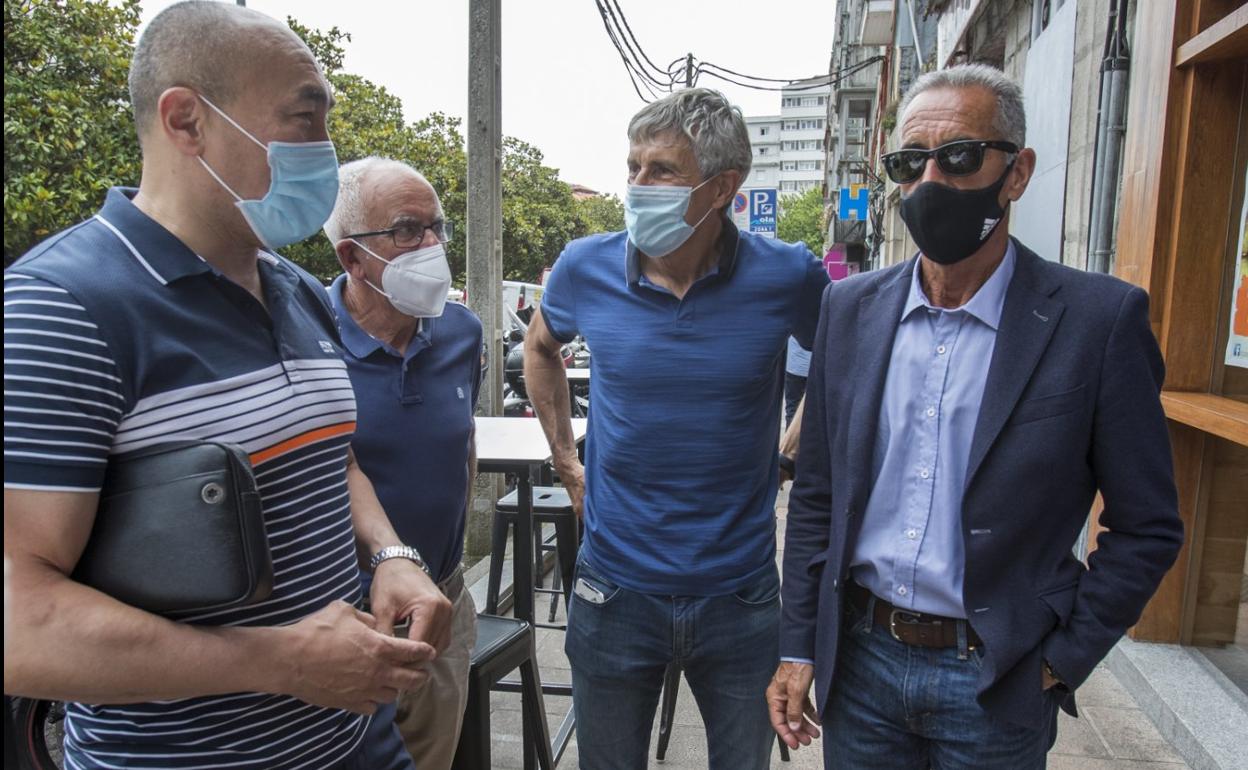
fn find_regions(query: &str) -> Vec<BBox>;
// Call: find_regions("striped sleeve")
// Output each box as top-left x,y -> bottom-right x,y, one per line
4,273 -> 125,491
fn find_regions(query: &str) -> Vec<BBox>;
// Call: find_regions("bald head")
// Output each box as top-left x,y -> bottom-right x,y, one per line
324,157 -> 440,244
129,1 -> 309,144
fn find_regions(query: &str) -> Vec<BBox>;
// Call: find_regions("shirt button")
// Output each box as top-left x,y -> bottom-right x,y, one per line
920,468 -> 931,479
926,407 -> 936,418
936,345 -> 947,355
906,528 -> 918,539
897,585 -> 908,596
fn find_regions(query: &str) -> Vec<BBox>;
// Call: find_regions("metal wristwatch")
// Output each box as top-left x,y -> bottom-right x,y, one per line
370,544 -> 431,575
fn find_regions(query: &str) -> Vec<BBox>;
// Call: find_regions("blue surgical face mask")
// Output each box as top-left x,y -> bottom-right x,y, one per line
624,175 -> 718,258
196,95 -> 339,250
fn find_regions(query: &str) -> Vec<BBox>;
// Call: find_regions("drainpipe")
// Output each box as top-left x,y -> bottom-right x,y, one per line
1087,0 -> 1130,274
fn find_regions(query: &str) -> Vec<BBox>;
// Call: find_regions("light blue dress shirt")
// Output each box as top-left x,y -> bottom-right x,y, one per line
786,335 -> 812,377
850,242 -> 1016,619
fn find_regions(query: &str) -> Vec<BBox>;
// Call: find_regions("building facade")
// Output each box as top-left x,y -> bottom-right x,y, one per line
824,0 -> 890,268
743,81 -> 834,197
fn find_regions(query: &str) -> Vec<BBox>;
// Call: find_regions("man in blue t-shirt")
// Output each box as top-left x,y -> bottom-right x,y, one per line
323,158 -> 483,769
524,88 -> 828,769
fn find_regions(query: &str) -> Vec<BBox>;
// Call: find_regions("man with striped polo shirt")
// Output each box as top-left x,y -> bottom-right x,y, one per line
3,4 -> 450,768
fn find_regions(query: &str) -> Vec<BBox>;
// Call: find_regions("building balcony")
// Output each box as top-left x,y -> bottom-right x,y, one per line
859,0 -> 895,46
780,128 -> 825,140
779,104 -> 828,118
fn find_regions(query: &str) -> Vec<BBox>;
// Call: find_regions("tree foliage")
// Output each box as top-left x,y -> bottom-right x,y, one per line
4,0 -> 142,263
574,193 -> 626,242
286,20 -> 611,285
777,186 -> 827,257
3,9 -> 616,282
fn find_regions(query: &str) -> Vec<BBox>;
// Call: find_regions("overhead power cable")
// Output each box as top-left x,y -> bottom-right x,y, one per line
594,0 -> 885,99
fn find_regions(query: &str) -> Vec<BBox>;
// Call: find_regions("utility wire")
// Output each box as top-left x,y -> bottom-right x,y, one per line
696,56 -> 885,92
595,0 -> 674,90
594,0 -> 885,100
594,0 -> 668,101
604,0 -> 672,82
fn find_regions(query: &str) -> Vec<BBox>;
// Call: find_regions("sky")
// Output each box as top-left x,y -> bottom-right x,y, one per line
136,0 -> 839,198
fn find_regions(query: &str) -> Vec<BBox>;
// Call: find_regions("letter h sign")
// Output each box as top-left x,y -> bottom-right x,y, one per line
839,184 -> 869,222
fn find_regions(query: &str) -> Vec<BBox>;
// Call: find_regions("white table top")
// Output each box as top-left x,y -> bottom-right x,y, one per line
564,368 -> 591,382
475,416 -> 587,466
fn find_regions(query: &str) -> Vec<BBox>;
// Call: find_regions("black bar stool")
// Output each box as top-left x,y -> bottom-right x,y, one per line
485,486 -> 579,625
655,662 -> 791,762
453,615 -> 555,770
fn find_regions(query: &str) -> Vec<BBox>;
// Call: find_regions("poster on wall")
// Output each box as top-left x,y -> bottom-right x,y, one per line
1226,165 -> 1248,369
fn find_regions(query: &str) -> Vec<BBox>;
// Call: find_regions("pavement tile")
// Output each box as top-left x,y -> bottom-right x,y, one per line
1053,709 -> 1113,758
1077,665 -> 1140,709
1047,757 -> 1188,770
1081,706 -> 1186,764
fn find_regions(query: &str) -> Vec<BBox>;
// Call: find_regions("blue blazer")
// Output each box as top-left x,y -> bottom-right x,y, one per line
780,240 -> 1184,729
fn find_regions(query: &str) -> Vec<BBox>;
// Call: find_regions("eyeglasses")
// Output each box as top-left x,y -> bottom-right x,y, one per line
345,219 -> 453,249
881,140 -> 1019,184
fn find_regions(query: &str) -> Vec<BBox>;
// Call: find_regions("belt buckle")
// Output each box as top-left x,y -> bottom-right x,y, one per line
888,608 -> 923,643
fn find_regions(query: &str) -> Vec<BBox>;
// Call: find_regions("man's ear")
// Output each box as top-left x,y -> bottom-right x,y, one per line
712,170 -> 743,209
335,238 -> 364,277
157,87 -> 209,157
1005,148 -> 1037,202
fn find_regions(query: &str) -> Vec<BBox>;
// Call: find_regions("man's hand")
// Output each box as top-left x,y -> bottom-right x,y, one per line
778,396 -> 803,484
767,661 -> 821,750
1042,663 -> 1060,691
283,600 -> 436,714
370,559 -> 453,652
557,459 -> 586,518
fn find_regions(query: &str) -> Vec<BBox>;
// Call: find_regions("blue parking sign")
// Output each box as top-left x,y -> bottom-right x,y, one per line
750,188 -> 777,237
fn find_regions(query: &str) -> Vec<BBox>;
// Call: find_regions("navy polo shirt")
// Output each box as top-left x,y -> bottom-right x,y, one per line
4,188 -> 369,767
329,275 -> 483,584
541,221 -> 828,595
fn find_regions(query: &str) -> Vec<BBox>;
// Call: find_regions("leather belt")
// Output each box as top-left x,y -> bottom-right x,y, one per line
847,582 -> 982,650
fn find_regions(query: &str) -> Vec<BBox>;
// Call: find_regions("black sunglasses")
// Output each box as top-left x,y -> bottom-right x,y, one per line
881,140 -> 1019,184
345,219 -> 453,250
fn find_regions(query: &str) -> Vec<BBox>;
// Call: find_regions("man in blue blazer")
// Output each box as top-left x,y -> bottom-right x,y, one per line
768,64 -> 1183,768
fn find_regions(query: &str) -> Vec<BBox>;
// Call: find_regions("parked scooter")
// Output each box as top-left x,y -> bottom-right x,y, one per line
499,307 -> 589,418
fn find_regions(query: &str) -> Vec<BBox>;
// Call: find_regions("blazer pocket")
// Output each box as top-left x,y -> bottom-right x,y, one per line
1009,384 -> 1086,427
806,551 -> 829,576
1038,581 -> 1079,626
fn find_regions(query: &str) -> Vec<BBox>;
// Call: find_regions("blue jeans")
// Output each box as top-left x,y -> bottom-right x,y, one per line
565,559 -> 780,770
824,601 -> 1059,769
337,703 -> 416,770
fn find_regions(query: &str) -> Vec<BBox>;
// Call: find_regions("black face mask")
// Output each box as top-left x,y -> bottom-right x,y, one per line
899,164 -> 1013,265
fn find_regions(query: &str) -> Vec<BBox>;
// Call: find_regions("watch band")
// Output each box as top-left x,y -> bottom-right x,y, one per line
778,452 -> 796,477
370,544 -> 431,575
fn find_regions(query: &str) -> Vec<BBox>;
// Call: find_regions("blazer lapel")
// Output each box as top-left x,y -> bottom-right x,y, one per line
965,244 -> 1065,490
846,260 -> 912,504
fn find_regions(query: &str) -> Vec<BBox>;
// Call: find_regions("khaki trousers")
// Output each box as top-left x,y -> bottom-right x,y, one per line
393,566 -> 478,770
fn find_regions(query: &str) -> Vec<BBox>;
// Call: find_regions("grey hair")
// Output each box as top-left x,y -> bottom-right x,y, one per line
627,88 -> 753,180
129,1 -> 293,144
898,64 -> 1026,147
323,157 -> 438,244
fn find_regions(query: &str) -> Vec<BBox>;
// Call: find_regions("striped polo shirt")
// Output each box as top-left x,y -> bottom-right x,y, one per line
4,188 -> 369,769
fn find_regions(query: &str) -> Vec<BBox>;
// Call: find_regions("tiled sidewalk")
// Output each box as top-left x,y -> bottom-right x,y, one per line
477,485 -> 1191,768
